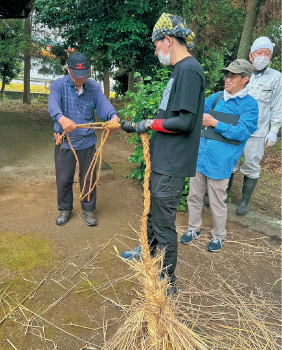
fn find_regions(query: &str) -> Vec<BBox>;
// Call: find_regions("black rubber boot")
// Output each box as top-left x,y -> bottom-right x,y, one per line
226,172 -> 235,195
236,176 -> 258,215
203,190 -> 209,206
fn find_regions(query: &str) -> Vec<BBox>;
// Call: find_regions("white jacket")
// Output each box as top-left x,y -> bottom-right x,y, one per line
248,67 -> 282,137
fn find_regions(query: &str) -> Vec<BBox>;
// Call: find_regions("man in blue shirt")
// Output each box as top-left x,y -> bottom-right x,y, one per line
180,59 -> 259,252
48,52 -> 119,226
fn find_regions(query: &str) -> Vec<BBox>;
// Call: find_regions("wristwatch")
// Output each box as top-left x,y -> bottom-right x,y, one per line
145,119 -> 153,130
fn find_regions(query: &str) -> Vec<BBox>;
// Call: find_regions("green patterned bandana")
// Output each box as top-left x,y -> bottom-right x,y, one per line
152,13 -> 195,48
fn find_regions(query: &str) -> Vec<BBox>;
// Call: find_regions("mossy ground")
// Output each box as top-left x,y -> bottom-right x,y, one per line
0,231 -> 55,271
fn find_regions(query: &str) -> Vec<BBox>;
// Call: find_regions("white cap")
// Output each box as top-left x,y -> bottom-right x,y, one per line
250,36 -> 274,54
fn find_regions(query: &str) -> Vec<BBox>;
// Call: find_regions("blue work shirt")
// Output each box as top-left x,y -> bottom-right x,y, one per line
48,75 -> 117,150
196,91 -> 259,180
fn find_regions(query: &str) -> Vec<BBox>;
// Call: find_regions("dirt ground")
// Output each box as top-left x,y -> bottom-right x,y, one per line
0,107 -> 281,349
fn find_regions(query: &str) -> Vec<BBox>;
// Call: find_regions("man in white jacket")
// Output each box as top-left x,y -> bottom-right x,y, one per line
232,36 -> 282,215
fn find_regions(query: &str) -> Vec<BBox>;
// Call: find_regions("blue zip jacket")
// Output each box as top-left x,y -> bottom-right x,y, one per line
48,75 -> 117,150
196,91 -> 259,180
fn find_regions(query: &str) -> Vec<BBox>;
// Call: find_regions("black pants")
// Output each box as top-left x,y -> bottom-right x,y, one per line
54,144 -> 97,212
147,171 -> 185,284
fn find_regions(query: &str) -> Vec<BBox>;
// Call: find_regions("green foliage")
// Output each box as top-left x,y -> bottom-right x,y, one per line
201,49 -> 224,90
178,178 -> 190,211
270,54 -> 282,73
112,70 -> 129,96
258,19 -> 281,72
118,67 -> 171,182
34,0 -> 165,83
0,19 -> 25,63
34,43 -> 70,76
0,60 -> 23,87
0,19 -> 25,93
184,0 -> 245,91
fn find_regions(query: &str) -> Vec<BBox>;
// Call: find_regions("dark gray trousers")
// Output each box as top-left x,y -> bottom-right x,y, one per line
54,144 -> 96,212
147,171 -> 185,284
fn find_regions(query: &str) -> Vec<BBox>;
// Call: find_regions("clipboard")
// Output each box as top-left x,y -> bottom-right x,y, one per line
201,110 -> 240,146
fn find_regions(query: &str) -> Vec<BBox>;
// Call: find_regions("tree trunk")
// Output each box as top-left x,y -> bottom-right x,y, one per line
128,68 -> 136,92
23,14 -> 31,104
103,67 -> 110,99
237,0 -> 260,60
1,73 -> 7,97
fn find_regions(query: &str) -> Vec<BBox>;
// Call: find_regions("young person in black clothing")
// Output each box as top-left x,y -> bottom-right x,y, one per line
120,13 -> 205,295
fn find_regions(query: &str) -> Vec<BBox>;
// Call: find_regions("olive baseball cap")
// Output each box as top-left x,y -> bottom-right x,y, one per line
221,59 -> 253,77
67,52 -> 91,78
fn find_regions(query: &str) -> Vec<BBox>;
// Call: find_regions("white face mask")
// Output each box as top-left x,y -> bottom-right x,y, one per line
158,42 -> 171,66
253,56 -> 270,70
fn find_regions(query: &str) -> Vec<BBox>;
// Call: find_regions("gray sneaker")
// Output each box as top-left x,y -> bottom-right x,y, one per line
56,210 -> 72,226
82,211 -> 97,226
166,283 -> 178,296
207,238 -> 224,252
180,229 -> 201,244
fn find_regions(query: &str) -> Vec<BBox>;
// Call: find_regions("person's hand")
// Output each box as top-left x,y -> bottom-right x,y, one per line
202,113 -> 218,128
265,132 -> 277,147
120,121 -> 136,133
58,116 -> 77,132
111,116 -> 120,124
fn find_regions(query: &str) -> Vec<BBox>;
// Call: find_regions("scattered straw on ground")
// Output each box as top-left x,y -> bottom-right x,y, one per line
0,229 -> 280,349
0,125 -> 281,349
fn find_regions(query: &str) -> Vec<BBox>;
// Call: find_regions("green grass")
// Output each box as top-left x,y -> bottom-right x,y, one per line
0,231 -> 55,271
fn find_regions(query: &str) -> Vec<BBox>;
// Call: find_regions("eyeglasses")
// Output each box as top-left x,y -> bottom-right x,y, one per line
152,41 -> 159,52
153,39 -> 164,52
224,72 -> 238,80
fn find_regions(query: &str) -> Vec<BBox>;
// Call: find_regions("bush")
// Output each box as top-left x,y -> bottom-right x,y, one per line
118,67 -> 171,182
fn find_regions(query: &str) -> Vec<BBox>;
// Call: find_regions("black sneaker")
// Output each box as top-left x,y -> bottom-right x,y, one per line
166,283 -> 178,296
82,211 -> 97,226
203,191 -> 209,206
56,210 -> 72,226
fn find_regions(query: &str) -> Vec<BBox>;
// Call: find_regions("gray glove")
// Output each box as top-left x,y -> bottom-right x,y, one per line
120,120 -> 148,135
135,120 -> 147,135
120,121 -> 136,133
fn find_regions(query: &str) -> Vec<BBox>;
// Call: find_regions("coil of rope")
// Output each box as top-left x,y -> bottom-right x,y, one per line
55,120 -> 120,202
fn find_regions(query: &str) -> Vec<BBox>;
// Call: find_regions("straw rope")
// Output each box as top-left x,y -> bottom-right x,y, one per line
103,132 -> 208,350
139,133 -> 151,269
55,121 -> 120,202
